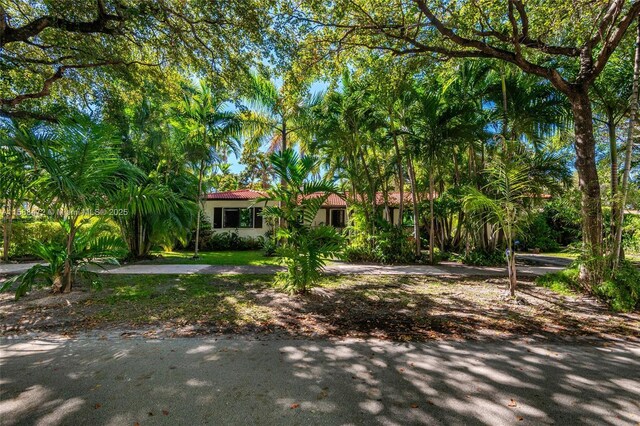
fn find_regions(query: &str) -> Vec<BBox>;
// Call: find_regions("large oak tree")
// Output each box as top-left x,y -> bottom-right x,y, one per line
291,0 -> 640,286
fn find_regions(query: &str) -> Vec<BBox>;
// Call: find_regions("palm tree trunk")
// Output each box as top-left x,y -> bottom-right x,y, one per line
407,155 -> 421,257
608,109 -> 619,260
194,160 -> 205,259
429,167 -> 435,264
61,217 -> 78,294
392,130 -> 405,222
612,21 -> 640,271
2,198 -> 13,262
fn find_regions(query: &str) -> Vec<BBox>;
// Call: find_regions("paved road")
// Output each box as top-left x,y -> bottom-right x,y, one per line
0,261 -> 563,277
1,336 -> 638,425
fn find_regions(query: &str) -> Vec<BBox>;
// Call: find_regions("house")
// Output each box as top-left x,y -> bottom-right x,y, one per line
203,189 -> 413,237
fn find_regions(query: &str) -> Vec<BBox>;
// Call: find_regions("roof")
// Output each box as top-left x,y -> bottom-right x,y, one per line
206,189 -> 266,200
206,189 -> 427,207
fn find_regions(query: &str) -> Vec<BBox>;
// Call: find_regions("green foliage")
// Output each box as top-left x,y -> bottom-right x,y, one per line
345,224 -> 416,264
7,220 -> 65,259
537,263 -> 640,312
518,213 -> 561,252
622,214 -> 640,254
196,231 -> 264,251
598,262 -> 640,312
455,249 -> 505,267
261,149 -> 345,293
1,219 -> 127,299
536,267 -> 580,296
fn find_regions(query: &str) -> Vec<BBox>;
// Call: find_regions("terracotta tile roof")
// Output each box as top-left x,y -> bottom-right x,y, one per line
205,189 -> 429,206
205,189 -> 266,200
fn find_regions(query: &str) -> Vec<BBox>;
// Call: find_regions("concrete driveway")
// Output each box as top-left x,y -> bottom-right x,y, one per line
1,336 -> 638,425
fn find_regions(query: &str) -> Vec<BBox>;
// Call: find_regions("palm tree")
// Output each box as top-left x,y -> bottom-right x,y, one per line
464,143 -> 563,297
2,117 -> 134,294
260,149 -> 344,293
173,83 -> 242,258
242,72 -> 316,154
0,121 -> 37,261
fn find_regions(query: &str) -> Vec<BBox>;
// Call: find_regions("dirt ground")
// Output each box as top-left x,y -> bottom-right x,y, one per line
1,274 -> 638,342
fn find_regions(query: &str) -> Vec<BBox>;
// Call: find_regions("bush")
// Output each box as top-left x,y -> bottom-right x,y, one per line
456,248 -> 505,266
536,267 -> 580,295
345,225 -> 417,264
597,262 -> 640,312
7,220 -> 66,259
5,218 -> 121,260
261,229 -> 277,257
198,230 -> 263,251
536,262 -> 640,312
518,213 -> 560,252
622,214 -> 640,254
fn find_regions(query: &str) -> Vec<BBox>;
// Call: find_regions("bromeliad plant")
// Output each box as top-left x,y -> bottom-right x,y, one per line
259,149 -> 344,293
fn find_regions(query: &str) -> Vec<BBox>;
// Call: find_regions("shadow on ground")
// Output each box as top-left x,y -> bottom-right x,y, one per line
0,336 -> 639,425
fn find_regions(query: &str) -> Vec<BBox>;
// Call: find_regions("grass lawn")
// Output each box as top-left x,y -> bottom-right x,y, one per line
1,274 -> 638,341
141,250 -> 281,266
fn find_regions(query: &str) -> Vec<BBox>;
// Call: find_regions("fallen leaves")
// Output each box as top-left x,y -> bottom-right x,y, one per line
410,403 -> 419,409
94,403 -> 101,409
508,399 -> 518,407
290,403 -> 300,409
162,409 -> 169,416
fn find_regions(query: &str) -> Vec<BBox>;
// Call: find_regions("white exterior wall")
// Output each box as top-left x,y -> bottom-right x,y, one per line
203,199 -> 402,236
203,199 -> 274,239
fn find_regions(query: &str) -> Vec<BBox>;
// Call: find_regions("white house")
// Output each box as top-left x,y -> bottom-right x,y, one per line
203,189 -> 411,238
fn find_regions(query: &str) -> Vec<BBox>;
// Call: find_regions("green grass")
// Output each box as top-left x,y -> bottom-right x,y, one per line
141,250 -> 281,266
535,267 -> 580,296
95,274 -> 276,324
538,251 -> 579,259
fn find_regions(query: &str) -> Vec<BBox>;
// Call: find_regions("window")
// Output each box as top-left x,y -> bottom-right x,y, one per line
223,208 -> 240,228
254,207 -> 263,228
330,209 -> 346,228
222,208 -> 256,228
213,207 -> 223,229
239,208 -> 253,228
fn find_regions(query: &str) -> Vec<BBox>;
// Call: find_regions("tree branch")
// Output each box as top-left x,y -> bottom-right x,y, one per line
0,1 -> 124,47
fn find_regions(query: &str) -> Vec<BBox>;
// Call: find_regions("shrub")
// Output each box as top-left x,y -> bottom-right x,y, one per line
536,262 -> 640,312
345,225 -> 417,264
197,231 -> 263,251
456,248 -> 505,266
261,229 -> 277,257
536,267 -> 580,295
7,220 -> 65,258
622,214 -> 640,254
597,262 -> 640,312
518,213 -> 560,252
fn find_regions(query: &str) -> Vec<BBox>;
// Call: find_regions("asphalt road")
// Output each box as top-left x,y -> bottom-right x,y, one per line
1,336 -> 638,425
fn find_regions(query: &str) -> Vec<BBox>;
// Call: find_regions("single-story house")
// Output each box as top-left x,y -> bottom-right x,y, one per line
203,189 -> 414,238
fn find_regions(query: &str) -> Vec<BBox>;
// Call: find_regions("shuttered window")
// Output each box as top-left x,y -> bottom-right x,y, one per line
213,207 -> 222,229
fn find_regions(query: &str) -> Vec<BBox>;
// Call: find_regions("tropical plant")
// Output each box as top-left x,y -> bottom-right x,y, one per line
172,83 -> 242,258
463,146 -> 555,297
1,117 -> 135,294
260,149 -> 344,293
1,219 -> 127,299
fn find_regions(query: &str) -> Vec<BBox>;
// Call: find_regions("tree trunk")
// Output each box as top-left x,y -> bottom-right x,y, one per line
608,109 -> 619,259
194,161 -> 205,259
429,167 -> 435,264
570,89 -> 604,287
61,217 -> 77,294
613,21 -> 640,271
392,132 -> 405,222
407,155 -> 421,257
2,198 -> 13,262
